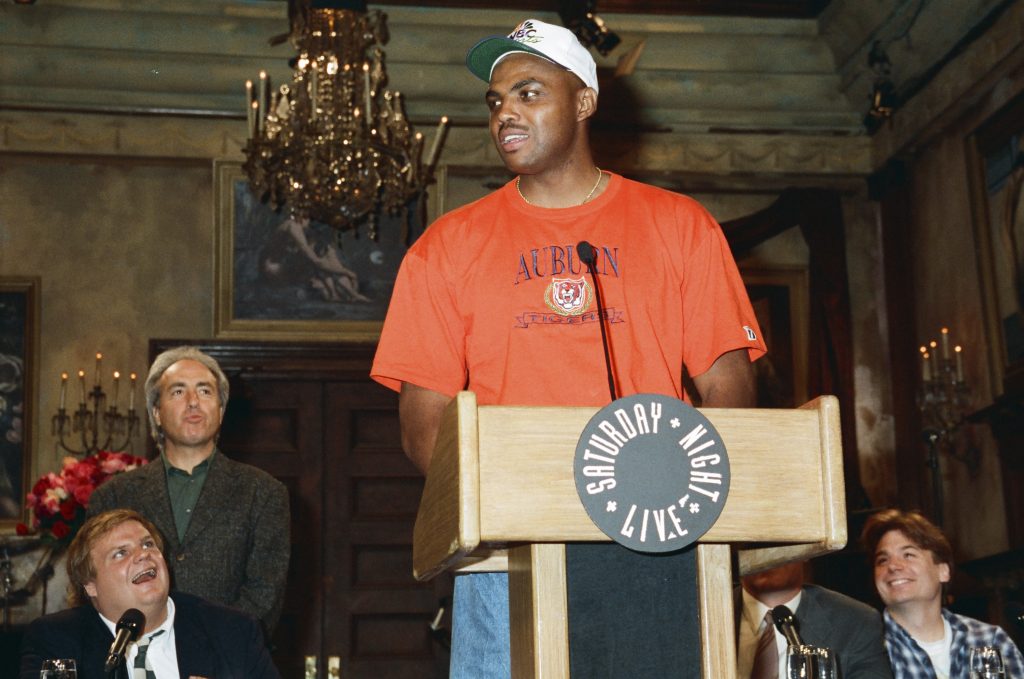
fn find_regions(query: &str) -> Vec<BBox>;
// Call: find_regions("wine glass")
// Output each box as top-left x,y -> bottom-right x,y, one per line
969,646 -> 1005,678
785,644 -> 837,679
40,659 -> 77,679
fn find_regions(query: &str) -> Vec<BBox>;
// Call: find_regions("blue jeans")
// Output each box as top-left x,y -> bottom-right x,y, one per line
449,572 -> 511,679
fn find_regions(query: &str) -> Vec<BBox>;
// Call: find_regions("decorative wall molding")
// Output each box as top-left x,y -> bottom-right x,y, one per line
0,110 -> 874,177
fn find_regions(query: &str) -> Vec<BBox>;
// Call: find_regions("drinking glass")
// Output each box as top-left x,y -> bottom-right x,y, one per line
785,644 -> 837,679
40,659 -> 77,679
969,645 -> 1005,678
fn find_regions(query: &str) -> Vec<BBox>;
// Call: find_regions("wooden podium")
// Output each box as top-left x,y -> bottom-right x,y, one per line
412,392 -> 846,678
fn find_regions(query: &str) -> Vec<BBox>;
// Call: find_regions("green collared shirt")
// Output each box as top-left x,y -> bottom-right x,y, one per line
163,451 -> 214,541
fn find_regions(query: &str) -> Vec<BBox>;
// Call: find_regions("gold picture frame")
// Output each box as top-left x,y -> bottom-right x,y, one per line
213,160 -> 427,342
0,276 -> 39,531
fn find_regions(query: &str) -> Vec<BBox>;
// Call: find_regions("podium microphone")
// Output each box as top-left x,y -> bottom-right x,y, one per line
577,240 -> 618,402
771,605 -> 804,648
104,608 -> 145,673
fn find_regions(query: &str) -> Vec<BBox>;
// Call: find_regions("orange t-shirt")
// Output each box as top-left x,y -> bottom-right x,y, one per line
371,173 -> 766,407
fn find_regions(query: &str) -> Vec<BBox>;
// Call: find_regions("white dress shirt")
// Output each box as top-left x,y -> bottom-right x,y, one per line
737,587 -> 803,679
98,596 -> 180,679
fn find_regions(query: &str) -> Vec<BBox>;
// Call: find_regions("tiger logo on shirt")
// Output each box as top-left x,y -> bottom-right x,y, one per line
545,276 -> 592,315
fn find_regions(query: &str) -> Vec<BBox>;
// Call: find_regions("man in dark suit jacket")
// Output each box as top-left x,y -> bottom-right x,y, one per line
738,560 -> 893,679
19,509 -> 281,678
88,346 -> 289,635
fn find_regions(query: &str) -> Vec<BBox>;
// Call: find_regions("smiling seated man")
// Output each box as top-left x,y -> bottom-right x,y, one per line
862,508 -> 1024,679
19,509 -> 281,679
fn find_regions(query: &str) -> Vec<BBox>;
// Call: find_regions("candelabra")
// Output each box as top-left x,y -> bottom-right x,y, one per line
50,353 -> 140,456
917,327 -> 977,526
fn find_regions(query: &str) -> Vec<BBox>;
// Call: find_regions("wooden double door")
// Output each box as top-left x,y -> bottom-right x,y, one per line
154,341 -> 447,679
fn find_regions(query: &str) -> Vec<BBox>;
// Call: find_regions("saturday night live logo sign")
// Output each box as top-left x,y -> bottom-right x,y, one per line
573,393 -> 730,553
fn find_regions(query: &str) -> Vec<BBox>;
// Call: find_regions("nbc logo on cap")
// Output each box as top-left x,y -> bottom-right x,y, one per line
466,18 -> 599,93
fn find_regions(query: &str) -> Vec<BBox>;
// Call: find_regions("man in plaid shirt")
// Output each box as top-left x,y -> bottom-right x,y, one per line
862,509 -> 1024,678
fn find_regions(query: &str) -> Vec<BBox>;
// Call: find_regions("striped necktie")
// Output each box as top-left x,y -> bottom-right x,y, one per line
750,610 -> 778,679
133,629 -> 165,679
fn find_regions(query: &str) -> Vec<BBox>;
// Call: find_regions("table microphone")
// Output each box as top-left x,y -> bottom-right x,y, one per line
771,604 -> 805,647
577,240 -> 618,402
104,608 -> 145,672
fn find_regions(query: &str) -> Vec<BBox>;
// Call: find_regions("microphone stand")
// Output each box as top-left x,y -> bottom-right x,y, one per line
578,241 -> 618,402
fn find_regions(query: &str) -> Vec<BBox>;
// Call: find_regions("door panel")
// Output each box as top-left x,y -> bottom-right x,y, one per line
219,378 -> 325,677
324,381 -> 439,679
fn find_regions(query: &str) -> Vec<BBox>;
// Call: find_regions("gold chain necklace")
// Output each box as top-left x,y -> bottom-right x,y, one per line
516,167 -> 603,206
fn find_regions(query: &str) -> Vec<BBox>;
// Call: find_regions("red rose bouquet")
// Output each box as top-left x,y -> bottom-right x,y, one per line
17,450 -> 148,546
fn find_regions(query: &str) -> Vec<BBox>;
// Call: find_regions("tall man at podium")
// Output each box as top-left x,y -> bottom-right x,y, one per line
371,17 -> 766,678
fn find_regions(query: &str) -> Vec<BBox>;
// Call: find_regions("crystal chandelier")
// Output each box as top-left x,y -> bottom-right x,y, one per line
243,0 -> 447,238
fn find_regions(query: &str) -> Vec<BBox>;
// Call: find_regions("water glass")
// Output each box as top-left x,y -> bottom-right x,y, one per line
785,644 -> 837,679
969,645 -> 1005,678
40,659 -> 77,679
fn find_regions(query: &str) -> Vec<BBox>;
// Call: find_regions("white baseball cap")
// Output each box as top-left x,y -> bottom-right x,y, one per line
466,18 -> 599,93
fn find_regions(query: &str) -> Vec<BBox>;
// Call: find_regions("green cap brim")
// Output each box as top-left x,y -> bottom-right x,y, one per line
466,36 -> 553,83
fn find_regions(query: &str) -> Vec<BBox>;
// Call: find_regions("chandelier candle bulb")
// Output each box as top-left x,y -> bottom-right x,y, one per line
78,370 -> 86,406
955,346 -> 964,382
425,116 -> 449,171
363,62 -> 372,123
258,71 -> 268,134
245,80 -> 255,138
94,352 -> 102,386
920,346 -> 931,382
129,373 -> 137,411
112,371 -> 120,405
59,372 -> 68,410
941,327 -> 950,360
309,67 -> 318,120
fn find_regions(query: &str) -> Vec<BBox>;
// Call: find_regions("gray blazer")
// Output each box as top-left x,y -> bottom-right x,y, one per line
738,584 -> 894,679
88,451 -> 290,634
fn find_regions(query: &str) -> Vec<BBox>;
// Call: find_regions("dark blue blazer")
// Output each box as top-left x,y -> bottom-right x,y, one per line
19,591 -> 281,679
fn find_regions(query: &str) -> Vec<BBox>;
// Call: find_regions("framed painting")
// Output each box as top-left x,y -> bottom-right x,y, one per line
0,277 -> 39,530
213,160 -> 428,341
742,266 -> 810,408
966,91 -> 1024,395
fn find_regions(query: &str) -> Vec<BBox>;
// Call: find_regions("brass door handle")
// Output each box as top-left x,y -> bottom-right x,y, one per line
304,655 -> 317,679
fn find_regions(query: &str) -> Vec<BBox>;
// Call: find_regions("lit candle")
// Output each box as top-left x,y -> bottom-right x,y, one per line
941,327 -> 950,360
245,80 -> 255,138
310,67 -> 318,120
955,346 -> 964,382
251,100 -> 260,135
425,116 -> 449,171
920,346 -> 931,382
258,70 -> 268,134
78,370 -> 86,406
129,372 -> 137,411
112,371 -> 120,406
59,372 -> 68,410
363,62 -> 372,124
95,352 -> 103,386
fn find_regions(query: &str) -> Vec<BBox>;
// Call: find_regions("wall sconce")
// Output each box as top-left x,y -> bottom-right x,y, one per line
918,327 -> 978,526
864,41 -> 897,133
559,0 -> 621,56
51,352 -> 140,456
